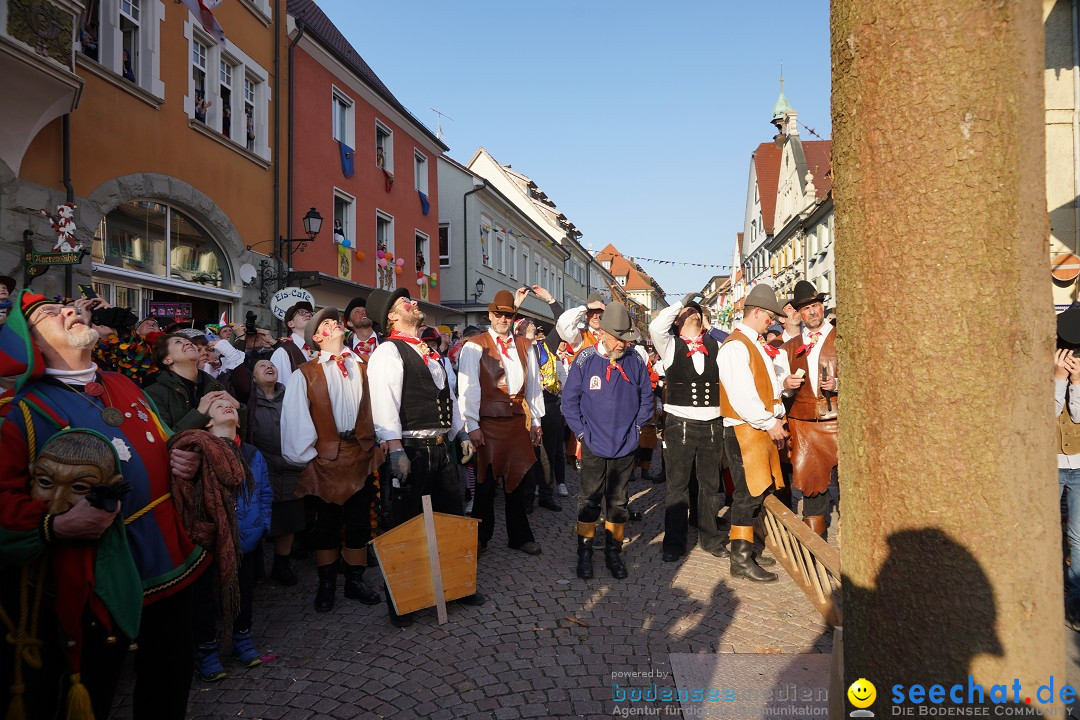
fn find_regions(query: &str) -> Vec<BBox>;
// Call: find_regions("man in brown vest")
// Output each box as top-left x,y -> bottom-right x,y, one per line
457,289 -> 545,555
280,306 -> 384,611
718,284 -> 789,582
776,280 -> 838,539
270,301 -> 316,385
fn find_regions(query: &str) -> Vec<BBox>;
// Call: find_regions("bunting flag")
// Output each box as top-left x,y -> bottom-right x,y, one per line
179,0 -> 226,44
625,255 -> 732,269
219,310 -> 228,326
418,190 -> 430,216
339,141 -> 354,178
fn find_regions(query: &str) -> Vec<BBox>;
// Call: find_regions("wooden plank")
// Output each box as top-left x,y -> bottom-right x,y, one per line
423,496 -> 448,624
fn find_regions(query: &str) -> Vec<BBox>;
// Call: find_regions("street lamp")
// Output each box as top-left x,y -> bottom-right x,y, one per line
284,207 -> 323,253
473,277 -> 485,303
259,207 -> 324,303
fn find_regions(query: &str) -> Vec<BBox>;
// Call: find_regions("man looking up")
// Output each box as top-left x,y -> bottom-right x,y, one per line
270,301 -> 315,385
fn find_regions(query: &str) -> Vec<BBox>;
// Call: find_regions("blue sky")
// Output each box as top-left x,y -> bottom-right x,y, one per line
318,0 -> 832,297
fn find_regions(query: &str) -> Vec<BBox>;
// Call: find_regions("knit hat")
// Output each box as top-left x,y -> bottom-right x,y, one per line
0,290 -> 49,392
437,325 -> 451,335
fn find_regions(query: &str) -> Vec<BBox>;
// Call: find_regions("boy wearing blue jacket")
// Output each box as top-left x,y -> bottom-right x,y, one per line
562,302 -> 653,580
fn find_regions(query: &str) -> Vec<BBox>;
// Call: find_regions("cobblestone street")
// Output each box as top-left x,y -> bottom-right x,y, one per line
112,462 -> 833,720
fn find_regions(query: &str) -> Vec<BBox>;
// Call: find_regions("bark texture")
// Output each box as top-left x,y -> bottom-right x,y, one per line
832,0 -> 1063,711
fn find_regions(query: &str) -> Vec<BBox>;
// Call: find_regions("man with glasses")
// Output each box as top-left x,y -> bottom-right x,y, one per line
270,301 -> 316,386
457,289 -> 545,555
650,292 -> 731,564
0,292 -> 208,720
717,284 -> 790,582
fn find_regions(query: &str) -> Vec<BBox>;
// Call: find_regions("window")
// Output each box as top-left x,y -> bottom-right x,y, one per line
601,259 -> 611,271
92,200 -> 230,288
535,258 -> 541,285
480,216 -> 492,267
521,247 -> 530,284
332,89 -> 352,144
542,260 -> 549,288
555,272 -> 562,299
376,120 -> 393,171
219,58 -> 235,139
119,0 -> 139,83
376,211 -> 395,290
437,222 -> 451,267
192,40 -> 208,123
415,231 -> 430,276
414,150 -> 428,194
508,242 -> 517,280
79,0 -> 165,96
617,275 -> 627,286
334,191 -> 355,246
496,232 -> 505,274
243,76 -> 257,152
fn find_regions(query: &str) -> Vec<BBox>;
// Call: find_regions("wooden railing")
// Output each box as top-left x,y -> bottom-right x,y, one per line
761,495 -> 843,627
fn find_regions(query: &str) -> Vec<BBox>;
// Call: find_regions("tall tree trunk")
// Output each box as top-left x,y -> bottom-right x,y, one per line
832,0 -> 1063,712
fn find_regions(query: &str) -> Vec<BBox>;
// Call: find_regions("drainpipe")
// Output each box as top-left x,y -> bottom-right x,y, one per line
286,18 -> 306,280
463,179 -> 486,321
1073,0 -> 1079,252
63,113 -> 74,297
272,0 -> 281,288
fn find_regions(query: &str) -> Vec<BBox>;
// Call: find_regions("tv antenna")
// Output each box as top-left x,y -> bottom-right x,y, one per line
430,108 -> 454,141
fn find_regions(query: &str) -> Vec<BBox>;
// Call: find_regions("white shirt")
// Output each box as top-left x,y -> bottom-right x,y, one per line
367,338 -> 464,442
457,329 -> 545,433
775,321 -> 835,396
1057,378 -> 1080,469
441,355 -> 458,397
280,349 -> 364,465
717,322 -> 786,430
556,305 -> 601,352
349,331 -> 379,354
648,301 -> 722,421
270,332 -> 314,389
202,338 -> 245,378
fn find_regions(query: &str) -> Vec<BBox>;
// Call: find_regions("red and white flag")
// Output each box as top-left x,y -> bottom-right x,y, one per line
180,0 -> 226,45
219,311 -> 229,327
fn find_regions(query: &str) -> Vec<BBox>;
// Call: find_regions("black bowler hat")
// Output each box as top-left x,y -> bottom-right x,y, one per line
1059,305 -> 1080,345
790,280 -> 827,310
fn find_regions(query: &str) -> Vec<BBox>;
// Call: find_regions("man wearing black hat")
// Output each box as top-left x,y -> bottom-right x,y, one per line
344,296 -> 379,360
457,289 -> 545,555
270,301 -> 315,385
280,306 -> 384,611
717,284 -> 790,582
366,288 -> 484,625
1055,305 -> 1080,628
776,280 -> 838,538
562,302 -> 653,579
649,292 -> 730,563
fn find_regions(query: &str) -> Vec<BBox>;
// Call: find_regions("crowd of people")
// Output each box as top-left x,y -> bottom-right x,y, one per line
0,269 -> 849,719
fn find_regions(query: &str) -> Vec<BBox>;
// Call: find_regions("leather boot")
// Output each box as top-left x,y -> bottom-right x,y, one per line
729,539 -> 778,582
343,563 -> 381,605
314,564 -> 337,612
603,526 -> 628,580
804,515 -> 828,540
576,534 -> 594,579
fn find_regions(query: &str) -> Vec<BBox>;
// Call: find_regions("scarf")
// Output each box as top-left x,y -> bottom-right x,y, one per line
167,430 -> 252,628
683,332 -> 708,357
390,331 -> 441,363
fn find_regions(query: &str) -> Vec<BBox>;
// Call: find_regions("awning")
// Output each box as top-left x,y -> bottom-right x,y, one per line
293,272 -> 463,323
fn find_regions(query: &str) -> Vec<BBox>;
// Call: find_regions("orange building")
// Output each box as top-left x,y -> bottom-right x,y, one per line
3,0 -> 286,325
285,0 -> 451,320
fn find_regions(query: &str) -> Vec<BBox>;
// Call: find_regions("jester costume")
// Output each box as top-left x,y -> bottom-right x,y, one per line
0,291 -> 207,720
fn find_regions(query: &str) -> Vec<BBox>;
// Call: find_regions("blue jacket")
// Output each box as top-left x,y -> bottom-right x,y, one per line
238,444 -> 273,555
562,346 -> 653,458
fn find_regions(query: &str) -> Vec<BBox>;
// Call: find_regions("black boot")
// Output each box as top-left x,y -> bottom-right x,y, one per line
604,528 -> 628,580
729,539 -> 777,582
314,564 -> 337,612
343,563 -> 382,605
576,535 -> 594,579
272,554 -> 297,586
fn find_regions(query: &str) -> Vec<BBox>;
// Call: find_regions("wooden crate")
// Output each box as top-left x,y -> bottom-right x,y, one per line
370,497 -> 480,621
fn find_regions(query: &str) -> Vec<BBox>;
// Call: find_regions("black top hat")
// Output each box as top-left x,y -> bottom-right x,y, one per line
0,276 -> 15,295
1059,305 -> 1080,346
367,287 -> 411,335
344,296 -> 367,320
790,280 -> 827,310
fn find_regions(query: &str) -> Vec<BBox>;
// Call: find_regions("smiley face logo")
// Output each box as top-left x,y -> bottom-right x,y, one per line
847,678 -> 876,709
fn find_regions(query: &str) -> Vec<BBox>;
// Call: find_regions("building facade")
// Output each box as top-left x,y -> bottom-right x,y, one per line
595,243 -> 668,337
4,0 -> 282,325
1046,0 -> 1080,308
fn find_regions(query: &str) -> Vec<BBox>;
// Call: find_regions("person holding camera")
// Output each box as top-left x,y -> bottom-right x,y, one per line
366,288 -> 486,627
1056,306 -> 1080,629
0,291 -> 208,719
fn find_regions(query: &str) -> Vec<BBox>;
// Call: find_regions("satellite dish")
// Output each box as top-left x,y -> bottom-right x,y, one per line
239,263 -> 257,285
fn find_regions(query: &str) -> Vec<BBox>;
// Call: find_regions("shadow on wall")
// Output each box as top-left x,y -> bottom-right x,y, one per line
842,529 -> 1044,716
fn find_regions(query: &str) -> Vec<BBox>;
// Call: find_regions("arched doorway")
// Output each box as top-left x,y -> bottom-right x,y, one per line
90,199 -> 237,328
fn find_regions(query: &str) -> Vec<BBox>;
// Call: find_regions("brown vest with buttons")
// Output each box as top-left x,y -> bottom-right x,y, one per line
1060,388 -> 1080,455
298,357 -> 376,460
719,329 -> 779,420
781,330 -> 837,421
467,332 -> 530,418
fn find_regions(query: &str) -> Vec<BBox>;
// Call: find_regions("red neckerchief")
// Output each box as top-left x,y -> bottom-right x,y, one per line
390,331 -> 441,363
757,336 -> 779,359
683,332 -> 708,357
604,357 -> 630,383
495,335 -> 514,358
795,330 -> 822,357
327,350 -> 352,378
356,335 -> 376,356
